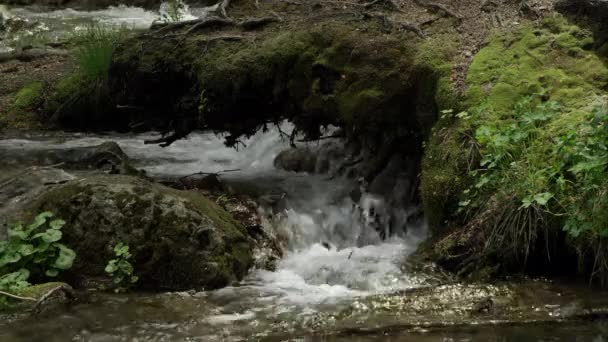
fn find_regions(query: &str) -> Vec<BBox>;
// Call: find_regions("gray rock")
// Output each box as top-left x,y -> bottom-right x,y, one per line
0,141 -> 137,174
274,147 -> 318,173
20,174 -> 255,291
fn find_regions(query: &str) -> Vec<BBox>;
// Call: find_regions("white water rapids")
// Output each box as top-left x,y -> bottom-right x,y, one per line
0,127 -> 429,328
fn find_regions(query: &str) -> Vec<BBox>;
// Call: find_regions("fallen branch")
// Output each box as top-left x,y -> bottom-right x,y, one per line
179,169 -> 241,182
219,0 -> 231,18
32,284 -> 76,314
0,290 -> 36,302
144,131 -> 190,147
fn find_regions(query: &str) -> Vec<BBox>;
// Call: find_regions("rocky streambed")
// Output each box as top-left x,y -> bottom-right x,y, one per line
1,0 -> 608,340
1,130 -> 608,341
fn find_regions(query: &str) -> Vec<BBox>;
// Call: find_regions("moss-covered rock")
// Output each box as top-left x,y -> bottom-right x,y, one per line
25,174 -> 254,291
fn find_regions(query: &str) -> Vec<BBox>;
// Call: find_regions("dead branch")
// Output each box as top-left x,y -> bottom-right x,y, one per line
179,168 -> 241,182
0,290 -> 36,302
32,284 -> 76,314
219,0 -> 231,17
144,131 -> 190,147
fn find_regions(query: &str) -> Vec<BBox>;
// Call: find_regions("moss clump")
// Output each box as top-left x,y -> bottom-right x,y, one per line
13,82 -> 43,110
422,15 -> 608,281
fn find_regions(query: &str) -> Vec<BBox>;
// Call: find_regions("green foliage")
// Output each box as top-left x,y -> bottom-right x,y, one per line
104,242 -> 138,292
423,15 -> 608,280
0,212 -> 75,308
71,25 -> 127,82
12,82 -> 43,110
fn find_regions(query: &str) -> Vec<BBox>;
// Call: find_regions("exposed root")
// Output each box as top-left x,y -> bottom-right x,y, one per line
0,291 -> 36,302
152,16 -> 281,37
365,13 -> 425,38
32,284 -> 75,314
413,0 -> 462,20
219,0 -> 231,18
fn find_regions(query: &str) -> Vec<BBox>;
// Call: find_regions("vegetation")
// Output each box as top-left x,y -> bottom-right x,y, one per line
104,242 -> 138,293
0,212 -> 75,309
422,15 -> 608,282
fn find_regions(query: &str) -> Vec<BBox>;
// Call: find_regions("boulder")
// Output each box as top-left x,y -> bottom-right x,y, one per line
24,174 -> 254,291
273,147 -> 318,173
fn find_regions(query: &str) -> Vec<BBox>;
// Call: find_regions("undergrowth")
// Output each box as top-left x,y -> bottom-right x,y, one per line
425,15 -> 608,283
0,212 -> 75,309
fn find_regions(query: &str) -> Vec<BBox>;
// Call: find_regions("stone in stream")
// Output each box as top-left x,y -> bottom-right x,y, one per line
0,141 -> 136,173
19,174 -> 257,291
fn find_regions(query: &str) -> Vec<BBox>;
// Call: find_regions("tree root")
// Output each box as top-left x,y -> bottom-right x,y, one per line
151,16 -> 281,37
413,0 -> 462,20
366,13 -> 425,38
32,284 -> 75,314
0,291 -> 36,302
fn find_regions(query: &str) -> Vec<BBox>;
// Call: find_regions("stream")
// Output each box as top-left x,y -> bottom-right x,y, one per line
3,3 -> 608,341
2,128 -> 608,341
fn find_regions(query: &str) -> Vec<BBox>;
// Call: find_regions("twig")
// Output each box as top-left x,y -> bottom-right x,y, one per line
296,133 -> 343,142
0,291 -> 36,302
179,169 -> 241,182
32,284 -> 76,314
144,131 -> 190,147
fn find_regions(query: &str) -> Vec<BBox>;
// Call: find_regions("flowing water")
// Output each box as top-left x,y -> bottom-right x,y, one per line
3,2 -> 608,341
2,128 -> 608,341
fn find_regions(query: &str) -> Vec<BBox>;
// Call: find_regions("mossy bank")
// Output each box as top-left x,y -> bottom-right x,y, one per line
421,14 -> 608,282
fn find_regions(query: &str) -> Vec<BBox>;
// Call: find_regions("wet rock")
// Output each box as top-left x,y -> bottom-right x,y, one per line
0,167 -> 75,239
274,147 -> 318,173
0,141 -> 137,174
208,192 -> 285,271
23,174 -> 254,291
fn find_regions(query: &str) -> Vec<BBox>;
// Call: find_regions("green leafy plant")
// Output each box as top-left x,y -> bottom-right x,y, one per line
0,212 -> 75,308
104,243 -> 138,292
460,94 -> 608,279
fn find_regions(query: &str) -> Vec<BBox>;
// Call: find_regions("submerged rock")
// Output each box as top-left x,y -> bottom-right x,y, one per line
23,174 -> 254,291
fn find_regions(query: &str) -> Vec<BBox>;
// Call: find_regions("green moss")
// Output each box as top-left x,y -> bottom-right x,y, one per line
466,15 -> 607,114
15,282 -> 67,299
422,14 -> 608,279
13,82 -> 43,110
